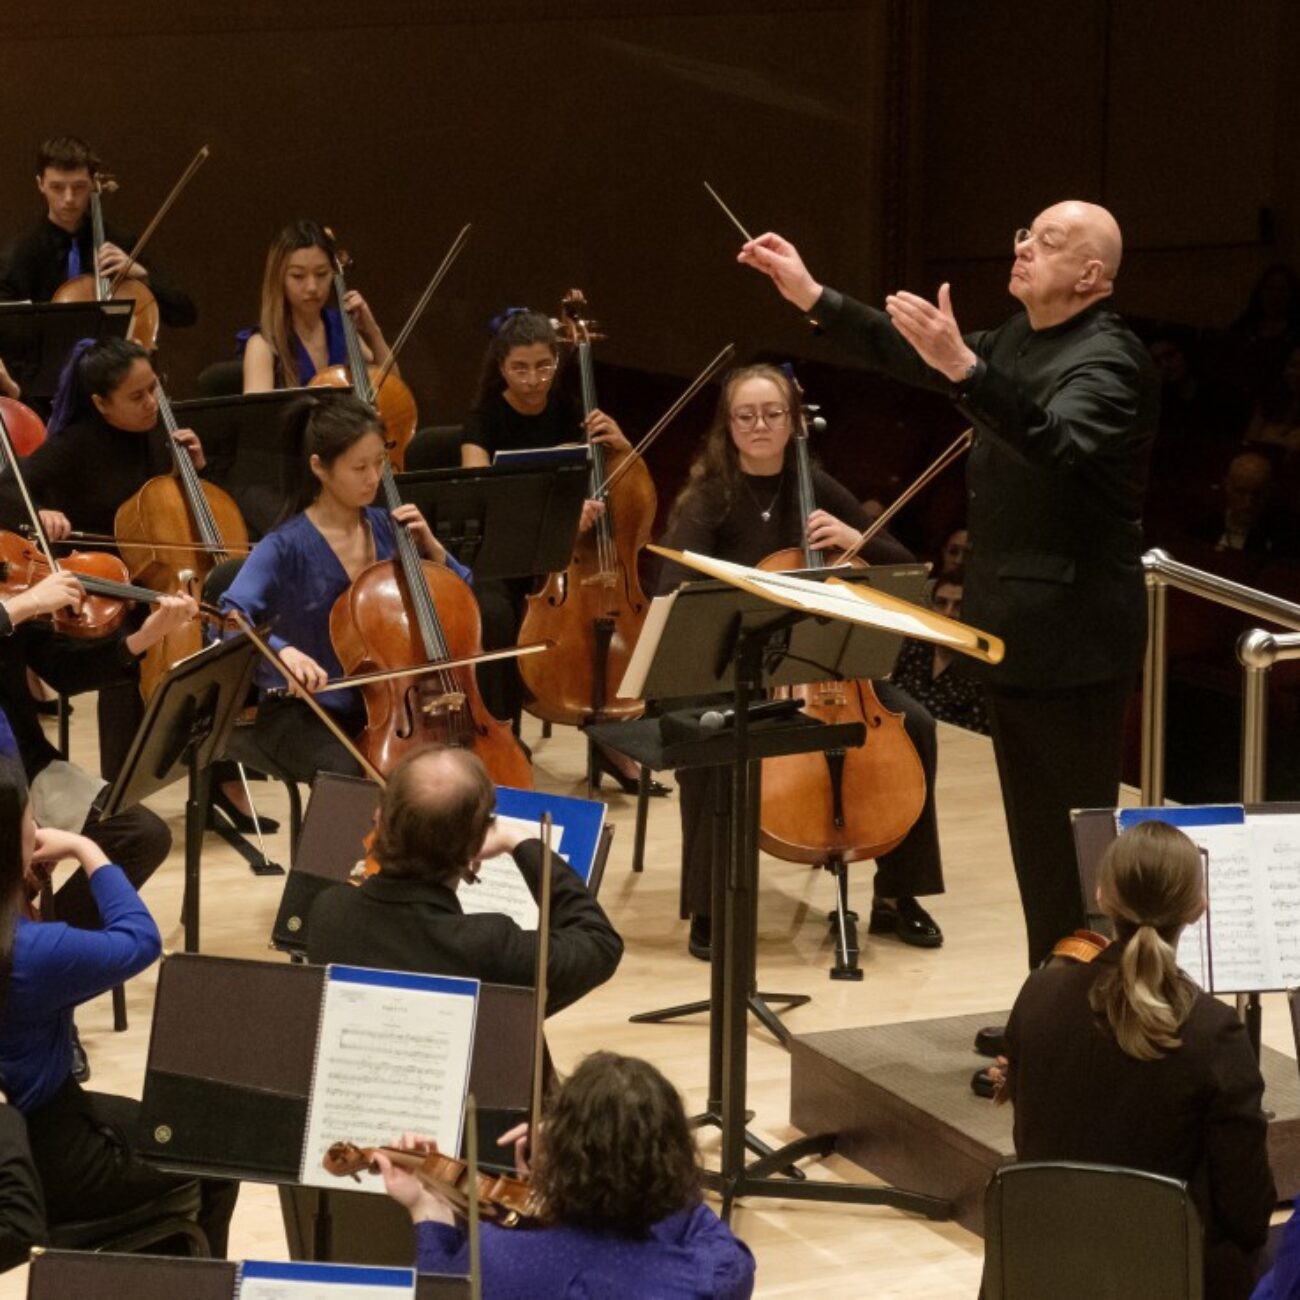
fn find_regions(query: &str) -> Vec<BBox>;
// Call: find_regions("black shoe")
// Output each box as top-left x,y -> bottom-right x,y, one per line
688,914 -> 712,962
868,896 -> 943,948
593,750 -> 670,798
34,698 -> 64,718
970,1066 -> 997,1099
70,1027 -> 90,1084
974,1025 -> 1006,1059
208,788 -> 281,835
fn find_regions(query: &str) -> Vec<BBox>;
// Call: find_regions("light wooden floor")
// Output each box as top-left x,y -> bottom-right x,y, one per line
4,707 -> 1295,1297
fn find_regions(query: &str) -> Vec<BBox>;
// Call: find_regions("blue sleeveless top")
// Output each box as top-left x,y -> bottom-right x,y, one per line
236,306 -> 350,386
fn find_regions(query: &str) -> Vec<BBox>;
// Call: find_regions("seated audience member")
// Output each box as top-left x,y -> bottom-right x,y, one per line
376,1051 -> 755,1299
0,761 -> 237,1254
1188,450 -> 1299,558
890,570 -> 989,735
999,820 -> 1274,1300
306,745 -> 622,1014
1219,264 -> 1300,408
1244,344 -> 1300,457
937,525 -> 968,578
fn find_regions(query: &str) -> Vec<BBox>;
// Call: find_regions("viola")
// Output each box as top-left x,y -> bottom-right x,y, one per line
0,398 -> 46,457
307,243 -> 418,469
1049,929 -> 1111,964
114,383 -> 247,697
755,393 -> 927,868
518,290 -> 655,727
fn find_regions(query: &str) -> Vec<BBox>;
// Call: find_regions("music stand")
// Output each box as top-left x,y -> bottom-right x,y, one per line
98,633 -> 261,953
589,568 -> 952,1222
394,462 -> 589,579
0,301 -> 132,401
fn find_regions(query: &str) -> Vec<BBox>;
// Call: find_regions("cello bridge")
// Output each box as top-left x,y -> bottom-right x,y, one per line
580,571 -> 618,589
419,692 -> 467,716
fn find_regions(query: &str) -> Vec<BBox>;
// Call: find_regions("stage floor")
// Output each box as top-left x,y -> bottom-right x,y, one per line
8,711 -> 1295,1298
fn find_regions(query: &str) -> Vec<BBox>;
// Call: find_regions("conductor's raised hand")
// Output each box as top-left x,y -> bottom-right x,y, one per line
737,232 -> 823,312
884,283 -> 978,382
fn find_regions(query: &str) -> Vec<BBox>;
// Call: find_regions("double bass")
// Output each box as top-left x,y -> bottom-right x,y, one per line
518,290 -> 655,726
114,383 -> 248,697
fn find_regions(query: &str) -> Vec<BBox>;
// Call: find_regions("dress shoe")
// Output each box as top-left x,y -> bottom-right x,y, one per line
970,1066 -> 997,1099
208,788 -> 281,835
688,914 -> 712,962
974,1025 -> 1007,1059
592,750 -> 670,798
868,896 -> 943,948
70,1027 -> 90,1084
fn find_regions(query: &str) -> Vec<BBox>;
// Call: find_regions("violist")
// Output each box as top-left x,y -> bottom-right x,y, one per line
240,220 -> 395,392
218,392 -> 471,784
0,137 -> 196,328
657,363 -> 947,960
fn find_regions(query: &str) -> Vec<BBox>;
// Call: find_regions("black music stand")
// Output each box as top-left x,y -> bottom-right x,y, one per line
98,633 -> 261,953
592,571 -> 952,1222
394,462 -> 588,578
0,300 -> 132,401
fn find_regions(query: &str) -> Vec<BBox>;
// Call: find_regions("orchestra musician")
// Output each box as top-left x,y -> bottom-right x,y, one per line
0,136 -> 196,328
738,202 -> 1157,972
306,745 -> 622,1013
0,760 -> 238,1254
218,392 -> 472,786
657,364 -> 946,960
997,821 -> 1273,1299
240,219 -> 394,392
376,1051 -> 754,1298
0,336 -> 209,783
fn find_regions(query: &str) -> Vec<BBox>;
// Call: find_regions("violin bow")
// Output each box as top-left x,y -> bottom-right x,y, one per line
225,609 -> 387,786
370,222 -> 474,393
35,527 -> 252,557
530,813 -> 554,1148
107,145 -> 210,296
307,641 -> 550,695
594,343 -> 736,499
836,428 -> 974,566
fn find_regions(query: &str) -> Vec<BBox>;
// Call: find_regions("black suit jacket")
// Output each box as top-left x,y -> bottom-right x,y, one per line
305,840 -> 623,1016
811,290 -> 1158,689
1005,946 -> 1274,1299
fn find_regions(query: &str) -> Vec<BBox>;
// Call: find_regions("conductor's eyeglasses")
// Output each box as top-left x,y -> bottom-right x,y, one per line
1013,226 -> 1069,254
730,405 -> 790,431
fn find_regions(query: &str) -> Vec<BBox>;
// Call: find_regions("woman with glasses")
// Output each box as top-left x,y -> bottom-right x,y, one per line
656,363 -> 947,961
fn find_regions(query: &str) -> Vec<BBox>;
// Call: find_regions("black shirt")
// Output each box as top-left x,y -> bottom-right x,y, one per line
462,390 -> 582,459
0,216 -> 197,328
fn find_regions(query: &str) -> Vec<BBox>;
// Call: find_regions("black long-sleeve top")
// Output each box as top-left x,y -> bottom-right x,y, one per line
0,411 -> 173,537
0,216 -> 197,328
655,464 -> 913,594
809,289 -> 1158,689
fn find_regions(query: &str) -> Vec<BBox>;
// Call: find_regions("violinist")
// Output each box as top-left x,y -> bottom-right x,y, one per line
658,364 -> 946,959
0,760 -> 238,1254
0,137 -> 196,327
218,392 -> 471,785
241,219 -> 394,392
375,1051 -> 754,1299
0,335 -> 209,781
306,745 -> 622,1012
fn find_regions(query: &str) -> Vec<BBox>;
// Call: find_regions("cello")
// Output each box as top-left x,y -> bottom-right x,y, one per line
517,290 -> 656,727
114,382 -> 248,697
307,240 -> 419,469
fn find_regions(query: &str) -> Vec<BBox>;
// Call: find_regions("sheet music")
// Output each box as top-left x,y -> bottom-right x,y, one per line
299,967 -> 478,1195
619,589 -> 679,699
457,815 -> 567,929
239,1260 -> 417,1300
1251,814 -> 1300,985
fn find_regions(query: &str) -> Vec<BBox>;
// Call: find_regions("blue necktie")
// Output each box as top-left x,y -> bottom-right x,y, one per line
67,239 -> 80,279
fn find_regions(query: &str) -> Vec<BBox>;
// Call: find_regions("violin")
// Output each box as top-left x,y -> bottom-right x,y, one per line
518,290 -> 655,727
307,242 -> 418,469
756,391 -> 927,866
0,398 -> 45,457
114,381 -> 247,697
1049,929 -> 1111,964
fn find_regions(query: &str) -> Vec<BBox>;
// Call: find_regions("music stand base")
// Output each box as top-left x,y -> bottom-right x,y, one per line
691,1106 -> 806,1183
630,991 -> 809,1048
208,819 -> 286,876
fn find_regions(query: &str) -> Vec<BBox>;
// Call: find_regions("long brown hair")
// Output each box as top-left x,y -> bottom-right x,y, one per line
532,1052 -> 700,1237
664,363 -> 803,530
258,220 -> 338,390
1089,820 -> 1204,1061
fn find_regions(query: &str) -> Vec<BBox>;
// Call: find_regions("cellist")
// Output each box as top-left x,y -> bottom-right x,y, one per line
218,392 -> 471,785
657,363 -> 946,961
0,137 -> 196,329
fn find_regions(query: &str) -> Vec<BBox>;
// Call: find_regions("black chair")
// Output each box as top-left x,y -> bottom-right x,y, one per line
404,424 -> 464,471
47,1180 -> 210,1258
193,359 -> 244,400
983,1161 -> 1203,1299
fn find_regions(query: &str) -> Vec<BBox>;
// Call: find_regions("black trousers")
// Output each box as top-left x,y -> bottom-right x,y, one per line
983,677 -> 1132,969
23,1078 -> 238,1256
679,681 -> 945,918
51,802 -> 171,931
0,1104 -> 45,1271
253,696 -> 365,786
475,577 -> 531,725
96,678 -> 145,785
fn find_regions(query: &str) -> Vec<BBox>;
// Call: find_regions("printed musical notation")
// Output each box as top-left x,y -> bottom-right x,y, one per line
457,815 -> 566,930
299,968 -> 478,1194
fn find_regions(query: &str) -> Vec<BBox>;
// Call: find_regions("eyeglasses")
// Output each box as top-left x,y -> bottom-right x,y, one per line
1013,227 -> 1072,255
730,405 -> 790,431
505,361 -> 556,381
